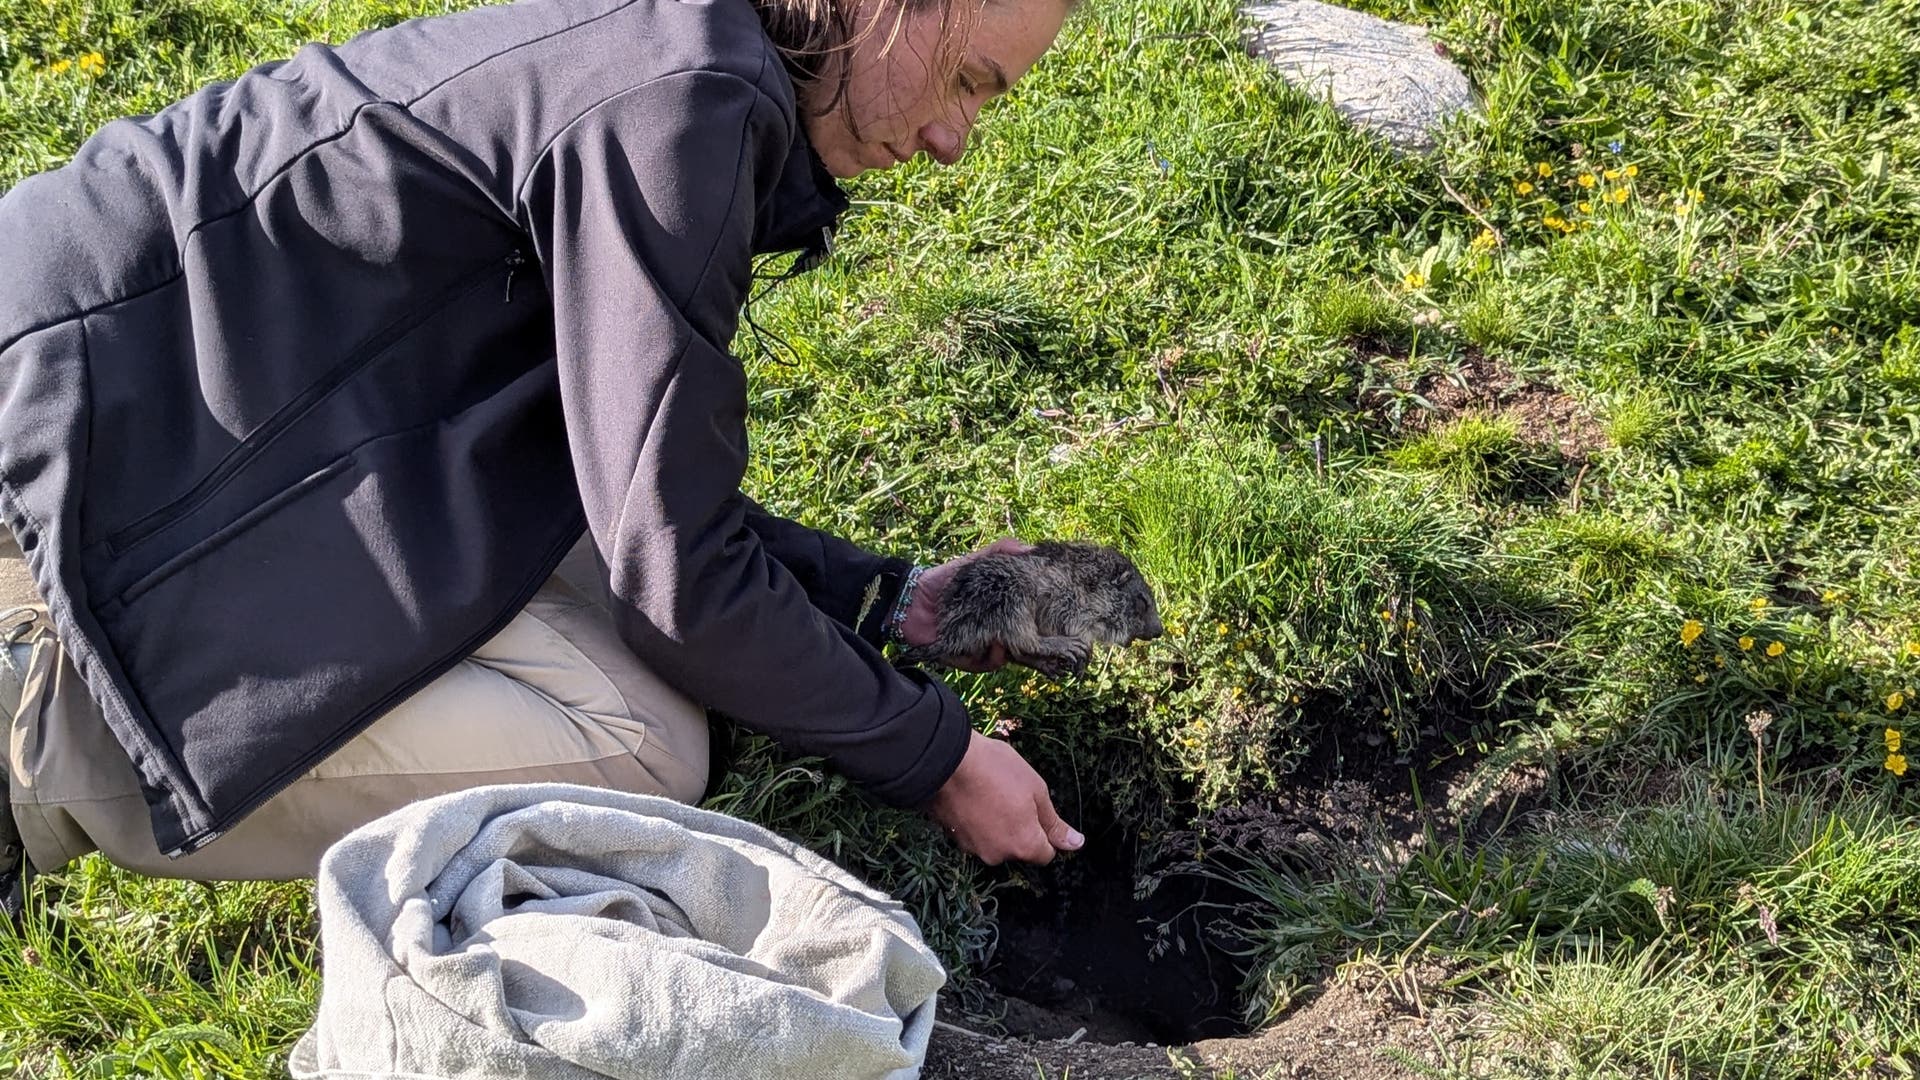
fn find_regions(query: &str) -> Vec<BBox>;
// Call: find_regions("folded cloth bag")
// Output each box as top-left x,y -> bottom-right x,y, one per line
289,783 -> 945,1080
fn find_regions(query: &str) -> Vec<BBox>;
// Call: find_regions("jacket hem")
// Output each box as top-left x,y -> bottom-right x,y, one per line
163,512 -> 588,856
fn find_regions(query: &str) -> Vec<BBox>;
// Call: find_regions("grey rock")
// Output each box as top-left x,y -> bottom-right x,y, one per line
1241,0 -> 1475,152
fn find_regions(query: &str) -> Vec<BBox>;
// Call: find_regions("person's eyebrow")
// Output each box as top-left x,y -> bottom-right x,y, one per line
983,57 -> 1010,93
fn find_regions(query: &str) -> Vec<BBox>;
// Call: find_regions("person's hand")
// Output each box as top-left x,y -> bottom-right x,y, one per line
899,536 -> 1033,672
926,731 -> 1083,865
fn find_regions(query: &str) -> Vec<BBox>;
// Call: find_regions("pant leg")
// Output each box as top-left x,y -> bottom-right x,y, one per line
5,574 -> 709,881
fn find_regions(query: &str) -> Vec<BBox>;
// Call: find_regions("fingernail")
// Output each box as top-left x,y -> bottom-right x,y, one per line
1063,828 -> 1084,850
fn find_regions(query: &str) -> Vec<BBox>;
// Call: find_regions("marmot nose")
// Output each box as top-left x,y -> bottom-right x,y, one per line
1142,619 -> 1164,640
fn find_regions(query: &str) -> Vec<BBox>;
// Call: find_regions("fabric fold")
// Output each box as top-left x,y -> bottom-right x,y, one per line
290,783 -> 944,1079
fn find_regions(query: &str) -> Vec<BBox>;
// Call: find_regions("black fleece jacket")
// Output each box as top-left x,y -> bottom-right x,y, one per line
0,0 -> 970,856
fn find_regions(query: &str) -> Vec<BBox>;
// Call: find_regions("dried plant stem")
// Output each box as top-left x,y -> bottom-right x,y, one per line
1746,710 -> 1775,810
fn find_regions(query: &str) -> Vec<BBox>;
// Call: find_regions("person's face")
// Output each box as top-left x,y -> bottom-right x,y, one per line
804,0 -> 1068,178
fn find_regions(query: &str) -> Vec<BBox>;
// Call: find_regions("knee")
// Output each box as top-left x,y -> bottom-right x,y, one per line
649,717 -> 710,806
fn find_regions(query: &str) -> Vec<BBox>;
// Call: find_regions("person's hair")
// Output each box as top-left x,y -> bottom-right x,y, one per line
752,0 -> 972,128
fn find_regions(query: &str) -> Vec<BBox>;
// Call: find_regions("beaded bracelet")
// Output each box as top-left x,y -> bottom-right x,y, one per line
885,565 -> 928,645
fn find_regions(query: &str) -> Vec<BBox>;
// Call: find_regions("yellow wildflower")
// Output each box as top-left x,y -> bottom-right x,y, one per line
1766,641 -> 1785,658
1578,173 -> 1597,188
1577,201 -> 1593,214
1675,201 -> 1692,216
1381,610 -> 1394,621
1738,636 -> 1755,652
1750,596 -> 1768,612
1216,622 -> 1229,636
1680,619 -> 1704,647
1891,691 -> 1908,711
1603,168 -> 1621,180
1471,228 -> 1498,252
77,51 -> 105,75
1402,270 -> 1426,289
1887,753 -> 1908,777
1905,641 -> 1920,658
1887,728 -> 1902,753
1608,187 -> 1629,204
1693,673 -> 1707,684
1536,162 -> 1553,178
1516,181 -> 1535,195
1625,164 -> 1640,177
49,58 -> 72,74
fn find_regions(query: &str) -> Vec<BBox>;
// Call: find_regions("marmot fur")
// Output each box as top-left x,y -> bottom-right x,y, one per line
899,541 -> 1163,677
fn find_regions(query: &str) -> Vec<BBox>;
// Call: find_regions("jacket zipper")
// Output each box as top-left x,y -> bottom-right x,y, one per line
503,249 -> 527,302
106,252 -> 527,558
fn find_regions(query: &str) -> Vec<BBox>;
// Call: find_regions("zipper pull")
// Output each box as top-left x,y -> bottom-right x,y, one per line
504,250 -> 527,303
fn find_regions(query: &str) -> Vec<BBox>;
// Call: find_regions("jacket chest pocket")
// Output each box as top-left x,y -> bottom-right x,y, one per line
102,251 -> 536,567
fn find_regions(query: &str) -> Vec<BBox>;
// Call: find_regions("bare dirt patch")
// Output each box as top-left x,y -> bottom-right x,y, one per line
1189,976 -> 1449,1079
925,727 -> 1532,1078
1362,348 -> 1609,460
926,971 -> 1456,1079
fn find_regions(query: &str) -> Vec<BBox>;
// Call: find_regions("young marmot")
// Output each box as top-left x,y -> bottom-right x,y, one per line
899,541 -> 1164,677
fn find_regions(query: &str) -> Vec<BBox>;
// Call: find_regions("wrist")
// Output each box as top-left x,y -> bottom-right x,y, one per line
884,564 -> 929,645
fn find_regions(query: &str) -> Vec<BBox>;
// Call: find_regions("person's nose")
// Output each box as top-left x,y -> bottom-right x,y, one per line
922,95 -> 983,167
920,121 -> 967,166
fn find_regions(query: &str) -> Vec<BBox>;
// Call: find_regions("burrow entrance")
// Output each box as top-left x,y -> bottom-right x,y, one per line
957,718 -> 1538,1047
970,834 -> 1254,1045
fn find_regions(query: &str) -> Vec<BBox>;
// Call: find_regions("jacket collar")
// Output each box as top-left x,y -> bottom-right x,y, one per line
752,119 -> 849,272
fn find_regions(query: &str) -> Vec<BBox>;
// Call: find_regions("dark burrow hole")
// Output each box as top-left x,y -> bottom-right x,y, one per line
971,834 -> 1254,1046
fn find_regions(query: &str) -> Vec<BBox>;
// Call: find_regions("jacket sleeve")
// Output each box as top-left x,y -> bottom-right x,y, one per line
741,497 -> 915,648
516,66 -> 970,808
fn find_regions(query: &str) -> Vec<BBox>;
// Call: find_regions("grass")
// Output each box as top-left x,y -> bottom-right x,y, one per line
4,0 -> 1920,1074
1208,777 -> 1920,1075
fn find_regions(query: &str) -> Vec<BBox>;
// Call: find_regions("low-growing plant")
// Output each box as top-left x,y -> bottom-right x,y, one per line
1302,278 -> 1408,343
1598,390 -> 1676,452
1387,414 -> 1563,500
1505,512 -> 1678,603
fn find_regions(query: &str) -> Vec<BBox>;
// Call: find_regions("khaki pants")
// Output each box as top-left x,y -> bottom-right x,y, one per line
3,545 -> 710,881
